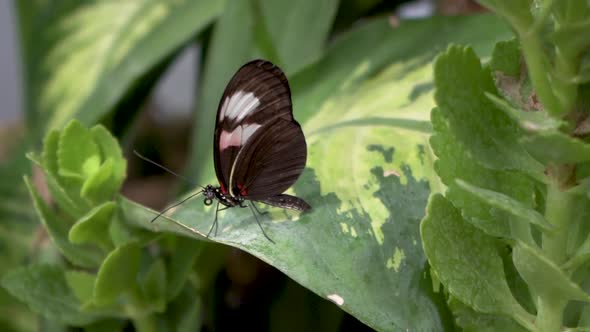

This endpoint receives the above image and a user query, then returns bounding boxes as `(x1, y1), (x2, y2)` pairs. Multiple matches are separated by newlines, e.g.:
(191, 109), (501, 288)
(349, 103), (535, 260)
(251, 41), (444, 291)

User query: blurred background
(0, 0), (484, 331)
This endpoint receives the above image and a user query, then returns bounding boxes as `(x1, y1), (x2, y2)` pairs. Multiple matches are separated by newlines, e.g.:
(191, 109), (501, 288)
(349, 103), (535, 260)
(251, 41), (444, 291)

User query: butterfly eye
(204, 198), (213, 206)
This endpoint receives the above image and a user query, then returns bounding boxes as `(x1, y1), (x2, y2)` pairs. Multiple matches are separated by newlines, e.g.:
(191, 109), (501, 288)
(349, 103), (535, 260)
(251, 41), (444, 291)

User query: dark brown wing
(213, 60), (293, 191)
(228, 117), (307, 200)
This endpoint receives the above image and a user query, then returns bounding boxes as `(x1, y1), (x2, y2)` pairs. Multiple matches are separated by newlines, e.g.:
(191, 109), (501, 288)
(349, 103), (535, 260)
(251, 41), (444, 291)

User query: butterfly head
(203, 185), (216, 206)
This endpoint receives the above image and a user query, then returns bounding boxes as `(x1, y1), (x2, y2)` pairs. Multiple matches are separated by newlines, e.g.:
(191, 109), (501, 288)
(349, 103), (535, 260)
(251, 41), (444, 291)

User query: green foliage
(8, 0), (590, 331)
(120, 14), (512, 332)
(18, 0), (224, 135)
(423, 1), (590, 331)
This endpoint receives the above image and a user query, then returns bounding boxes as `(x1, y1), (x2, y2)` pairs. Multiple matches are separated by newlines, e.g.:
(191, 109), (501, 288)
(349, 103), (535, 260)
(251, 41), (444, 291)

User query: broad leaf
(17, 0), (224, 134)
(258, 0), (339, 74)
(126, 14), (514, 331)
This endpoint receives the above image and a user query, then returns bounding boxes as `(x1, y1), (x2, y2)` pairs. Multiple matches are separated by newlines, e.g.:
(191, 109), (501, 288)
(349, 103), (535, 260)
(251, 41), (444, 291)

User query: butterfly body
(203, 184), (246, 208)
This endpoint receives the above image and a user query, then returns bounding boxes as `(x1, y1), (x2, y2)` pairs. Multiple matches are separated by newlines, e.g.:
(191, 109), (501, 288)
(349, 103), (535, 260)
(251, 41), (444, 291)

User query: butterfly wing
(214, 60), (293, 192)
(229, 117), (307, 202)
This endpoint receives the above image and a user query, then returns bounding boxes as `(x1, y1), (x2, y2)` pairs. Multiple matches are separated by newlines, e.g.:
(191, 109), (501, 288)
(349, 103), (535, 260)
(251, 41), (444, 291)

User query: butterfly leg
(208, 202), (231, 237)
(250, 202), (269, 216)
(248, 203), (275, 244)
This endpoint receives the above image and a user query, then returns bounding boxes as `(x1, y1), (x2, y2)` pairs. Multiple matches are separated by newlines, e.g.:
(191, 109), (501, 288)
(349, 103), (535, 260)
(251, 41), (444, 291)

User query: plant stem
(542, 181), (575, 265)
(536, 297), (566, 332)
(535, 172), (575, 331)
(519, 34), (563, 117)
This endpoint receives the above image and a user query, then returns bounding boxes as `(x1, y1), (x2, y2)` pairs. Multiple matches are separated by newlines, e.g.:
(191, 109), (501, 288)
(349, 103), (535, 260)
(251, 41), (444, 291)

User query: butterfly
(137, 60), (310, 243)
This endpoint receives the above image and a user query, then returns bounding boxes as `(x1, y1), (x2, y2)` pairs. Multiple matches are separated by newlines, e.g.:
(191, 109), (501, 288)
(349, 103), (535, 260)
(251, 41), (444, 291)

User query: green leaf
(108, 214), (157, 248)
(80, 158), (114, 202)
(430, 108), (536, 239)
(20, 1), (225, 132)
(1, 264), (102, 326)
(421, 195), (533, 330)
(40, 128), (91, 215)
(69, 201), (116, 251)
(449, 297), (528, 332)
(476, 0), (533, 32)
(132, 14), (514, 332)
(163, 285), (203, 332)
(140, 259), (166, 312)
(57, 120), (100, 180)
(455, 179), (552, 231)
(434, 45), (544, 176)
(520, 130), (590, 164)
(513, 241), (590, 303)
(42, 130), (61, 177)
(65, 270), (96, 305)
(489, 39), (521, 77)
(485, 93), (563, 132)
(258, 0), (339, 74)
(93, 242), (141, 306)
(24, 176), (103, 268)
(165, 237), (200, 301)
(0, 142), (42, 332)
(90, 125), (127, 198)
(29, 152), (86, 218)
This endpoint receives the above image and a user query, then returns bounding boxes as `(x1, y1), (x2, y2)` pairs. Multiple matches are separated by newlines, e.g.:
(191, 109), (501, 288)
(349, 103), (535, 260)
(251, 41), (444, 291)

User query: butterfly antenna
(150, 190), (203, 223)
(248, 203), (275, 244)
(133, 150), (205, 189)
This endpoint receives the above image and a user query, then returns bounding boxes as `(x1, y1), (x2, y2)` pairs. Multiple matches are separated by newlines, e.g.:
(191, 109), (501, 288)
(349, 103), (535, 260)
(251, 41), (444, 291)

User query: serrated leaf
(90, 126), (126, 197)
(455, 179), (552, 231)
(24, 176), (103, 268)
(28, 152), (87, 218)
(489, 39), (521, 77)
(1, 264), (102, 326)
(42, 130), (60, 176)
(80, 158), (114, 202)
(421, 195), (533, 329)
(434, 45), (543, 176)
(486, 93), (563, 132)
(40, 128), (91, 214)
(521, 130), (590, 164)
(140, 259), (166, 312)
(513, 241), (590, 302)
(57, 120), (100, 180)
(65, 270), (96, 305)
(430, 108), (536, 239)
(69, 201), (115, 251)
(93, 242), (141, 306)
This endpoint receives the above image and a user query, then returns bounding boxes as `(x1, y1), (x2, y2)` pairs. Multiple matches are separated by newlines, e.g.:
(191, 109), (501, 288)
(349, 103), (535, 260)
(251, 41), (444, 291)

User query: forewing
(229, 118), (307, 200)
(213, 60), (293, 190)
